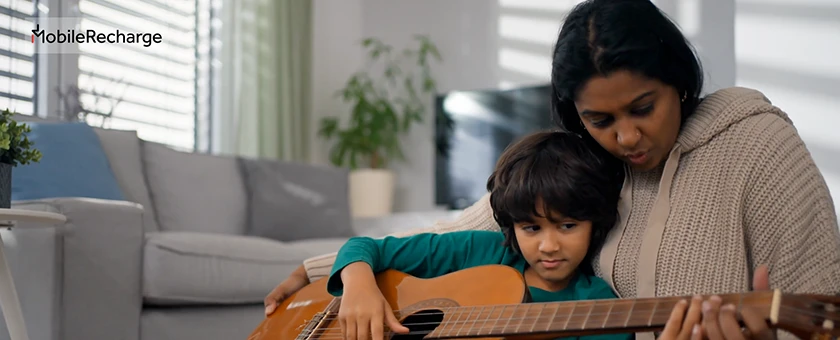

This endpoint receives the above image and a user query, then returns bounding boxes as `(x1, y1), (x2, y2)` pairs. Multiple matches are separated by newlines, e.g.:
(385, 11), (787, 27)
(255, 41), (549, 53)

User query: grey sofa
(2, 118), (461, 340)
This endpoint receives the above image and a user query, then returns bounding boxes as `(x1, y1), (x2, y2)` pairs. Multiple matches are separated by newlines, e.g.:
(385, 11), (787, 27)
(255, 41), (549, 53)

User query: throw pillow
(238, 158), (354, 242)
(12, 122), (125, 201)
(142, 141), (248, 234)
(93, 128), (160, 233)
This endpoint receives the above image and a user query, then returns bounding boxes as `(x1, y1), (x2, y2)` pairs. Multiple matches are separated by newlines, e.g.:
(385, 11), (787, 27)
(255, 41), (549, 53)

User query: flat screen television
(434, 84), (554, 210)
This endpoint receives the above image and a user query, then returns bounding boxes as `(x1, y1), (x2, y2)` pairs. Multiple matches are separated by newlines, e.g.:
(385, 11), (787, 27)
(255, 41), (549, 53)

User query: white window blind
(77, 0), (215, 151)
(0, 0), (36, 116)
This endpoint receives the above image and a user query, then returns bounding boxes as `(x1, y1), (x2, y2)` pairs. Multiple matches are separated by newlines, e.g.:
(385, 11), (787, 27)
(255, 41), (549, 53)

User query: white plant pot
(349, 168), (395, 218)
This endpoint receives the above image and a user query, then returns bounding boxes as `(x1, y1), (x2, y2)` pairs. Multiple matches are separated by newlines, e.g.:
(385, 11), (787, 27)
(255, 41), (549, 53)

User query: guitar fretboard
(426, 291), (776, 339)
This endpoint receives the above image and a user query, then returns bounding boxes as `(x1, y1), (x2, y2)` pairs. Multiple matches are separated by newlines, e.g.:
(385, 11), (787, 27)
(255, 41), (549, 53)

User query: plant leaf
(318, 117), (338, 138)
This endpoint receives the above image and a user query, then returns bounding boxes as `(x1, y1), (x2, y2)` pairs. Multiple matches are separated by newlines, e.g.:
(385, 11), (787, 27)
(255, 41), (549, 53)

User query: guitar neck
(426, 291), (778, 339)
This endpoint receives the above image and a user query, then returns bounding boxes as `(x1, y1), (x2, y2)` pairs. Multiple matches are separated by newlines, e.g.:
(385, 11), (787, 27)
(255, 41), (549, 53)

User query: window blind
(77, 0), (213, 151)
(0, 0), (37, 116)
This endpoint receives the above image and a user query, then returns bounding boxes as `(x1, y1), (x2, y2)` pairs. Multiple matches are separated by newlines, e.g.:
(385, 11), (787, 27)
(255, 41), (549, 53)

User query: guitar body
(246, 265), (528, 340)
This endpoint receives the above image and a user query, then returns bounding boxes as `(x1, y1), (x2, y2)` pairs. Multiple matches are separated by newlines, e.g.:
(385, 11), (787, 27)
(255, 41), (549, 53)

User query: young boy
(326, 131), (628, 340)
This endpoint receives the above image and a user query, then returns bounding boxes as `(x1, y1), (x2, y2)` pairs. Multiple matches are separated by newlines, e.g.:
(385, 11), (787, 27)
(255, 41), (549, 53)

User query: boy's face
(513, 202), (592, 292)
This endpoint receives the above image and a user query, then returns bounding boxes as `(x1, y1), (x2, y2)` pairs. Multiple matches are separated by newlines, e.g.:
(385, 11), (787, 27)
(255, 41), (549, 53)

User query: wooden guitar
(246, 265), (840, 340)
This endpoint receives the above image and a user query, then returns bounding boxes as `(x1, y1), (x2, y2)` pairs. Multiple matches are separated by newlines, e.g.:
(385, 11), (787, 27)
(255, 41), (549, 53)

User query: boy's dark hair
(486, 130), (622, 275)
(551, 0), (704, 140)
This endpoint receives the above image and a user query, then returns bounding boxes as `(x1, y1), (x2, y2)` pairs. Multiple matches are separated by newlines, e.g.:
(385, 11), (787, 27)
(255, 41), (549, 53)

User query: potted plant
(0, 109), (43, 208)
(318, 35), (442, 217)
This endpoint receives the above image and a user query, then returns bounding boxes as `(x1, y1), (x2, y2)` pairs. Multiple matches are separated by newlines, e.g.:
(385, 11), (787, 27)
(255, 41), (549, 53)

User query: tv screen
(434, 84), (554, 210)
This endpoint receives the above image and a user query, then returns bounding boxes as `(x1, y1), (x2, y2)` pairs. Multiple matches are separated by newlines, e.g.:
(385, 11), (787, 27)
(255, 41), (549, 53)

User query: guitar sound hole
(391, 309), (444, 340)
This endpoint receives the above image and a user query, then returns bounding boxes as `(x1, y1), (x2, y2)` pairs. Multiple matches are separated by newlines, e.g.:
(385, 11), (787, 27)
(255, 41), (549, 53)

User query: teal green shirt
(328, 230), (632, 340)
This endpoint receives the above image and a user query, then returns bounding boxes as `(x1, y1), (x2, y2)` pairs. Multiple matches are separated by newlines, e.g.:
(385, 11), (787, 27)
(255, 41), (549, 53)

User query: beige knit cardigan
(303, 87), (840, 334)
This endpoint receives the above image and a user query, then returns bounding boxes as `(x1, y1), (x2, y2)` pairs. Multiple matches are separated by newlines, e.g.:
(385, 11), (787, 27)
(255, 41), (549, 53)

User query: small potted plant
(318, 35), (443, 217)
(0, 109), (42, 208)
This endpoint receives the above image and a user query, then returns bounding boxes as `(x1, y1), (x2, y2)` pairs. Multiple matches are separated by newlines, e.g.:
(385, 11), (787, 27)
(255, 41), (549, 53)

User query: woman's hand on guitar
(659, 295), (704, 340)
(339, 262), (410, 340)
(696, 264), (776, 340)
(264, 264), (310, 316)
(697, 295), (776, 340)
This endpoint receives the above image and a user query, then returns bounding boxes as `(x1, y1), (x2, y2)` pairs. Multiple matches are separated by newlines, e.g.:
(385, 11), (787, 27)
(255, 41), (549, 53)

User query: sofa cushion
(12, 122), (125, 201)
(142, 141), (247, 234)
(143, 231), (348, 305)
(93, 128), (160, 232)
(239, 157), (354, 241)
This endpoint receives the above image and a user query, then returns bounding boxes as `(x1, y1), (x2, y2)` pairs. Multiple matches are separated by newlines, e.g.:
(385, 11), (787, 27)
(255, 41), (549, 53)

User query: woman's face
(574, 70), (682, 171)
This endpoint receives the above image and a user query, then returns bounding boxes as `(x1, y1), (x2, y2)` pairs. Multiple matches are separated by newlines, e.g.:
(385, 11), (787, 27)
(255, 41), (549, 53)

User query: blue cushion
(12, 122), (125, 201)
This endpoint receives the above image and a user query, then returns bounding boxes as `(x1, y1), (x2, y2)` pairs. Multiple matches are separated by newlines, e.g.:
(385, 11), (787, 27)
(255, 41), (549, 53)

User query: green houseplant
(318, 35), (442, 217)
(0, 109), (43, 208)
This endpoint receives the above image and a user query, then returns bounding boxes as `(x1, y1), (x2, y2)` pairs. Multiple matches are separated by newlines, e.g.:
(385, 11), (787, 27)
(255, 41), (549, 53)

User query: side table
(0, 209), (67, 340)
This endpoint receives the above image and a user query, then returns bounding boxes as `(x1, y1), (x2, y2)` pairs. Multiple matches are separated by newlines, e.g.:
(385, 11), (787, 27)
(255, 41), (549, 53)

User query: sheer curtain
(217, 0), (311, 161)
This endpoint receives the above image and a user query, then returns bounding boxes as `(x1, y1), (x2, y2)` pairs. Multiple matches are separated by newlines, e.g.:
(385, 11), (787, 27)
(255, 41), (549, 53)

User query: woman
(266, 0), (840, 338)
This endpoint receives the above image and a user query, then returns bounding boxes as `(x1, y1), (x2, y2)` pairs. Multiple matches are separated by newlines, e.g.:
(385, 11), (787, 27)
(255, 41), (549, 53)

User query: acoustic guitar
(246, 265), (840, 340)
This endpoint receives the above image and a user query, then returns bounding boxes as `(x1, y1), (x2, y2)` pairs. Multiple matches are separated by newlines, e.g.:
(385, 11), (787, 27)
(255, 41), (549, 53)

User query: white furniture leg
(0, 232), (29, 340)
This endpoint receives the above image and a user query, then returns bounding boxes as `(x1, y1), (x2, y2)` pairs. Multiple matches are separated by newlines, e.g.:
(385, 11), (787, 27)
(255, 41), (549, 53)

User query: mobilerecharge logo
(30, 24), (163, 47)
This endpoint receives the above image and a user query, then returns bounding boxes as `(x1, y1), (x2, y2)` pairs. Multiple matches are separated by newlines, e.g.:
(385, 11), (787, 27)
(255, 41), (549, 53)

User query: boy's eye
(522, 225), (541, 232)
(560, 223), (576, 230)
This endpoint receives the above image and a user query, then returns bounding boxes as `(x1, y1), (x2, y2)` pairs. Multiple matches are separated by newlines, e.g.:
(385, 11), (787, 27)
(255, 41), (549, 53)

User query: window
(0, 0), (37, 116)
(75, 0), (217, 151)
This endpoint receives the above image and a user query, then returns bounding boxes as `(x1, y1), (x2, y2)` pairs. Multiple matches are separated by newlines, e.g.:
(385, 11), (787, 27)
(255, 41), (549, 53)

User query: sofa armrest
(14, 198), (145, 340)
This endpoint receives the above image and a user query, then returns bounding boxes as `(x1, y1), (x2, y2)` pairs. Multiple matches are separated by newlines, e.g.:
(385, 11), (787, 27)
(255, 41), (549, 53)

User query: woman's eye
(590, 116), (612, 127)
(631, 104), (654, 115)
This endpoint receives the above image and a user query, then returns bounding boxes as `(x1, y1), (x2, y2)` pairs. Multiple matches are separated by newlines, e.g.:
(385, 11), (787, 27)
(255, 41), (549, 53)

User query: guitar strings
(306, 309), (814, 339)
(311, 295), (838, 317)
(308, 308), (680, 339)
(313, 299), (840, 327)
(307, 309), (838, 339)
(307, 303), (840, 328)
(311, 305), (840, 329)
(779, 305), (840, 322)
(299, 303), (840, 338)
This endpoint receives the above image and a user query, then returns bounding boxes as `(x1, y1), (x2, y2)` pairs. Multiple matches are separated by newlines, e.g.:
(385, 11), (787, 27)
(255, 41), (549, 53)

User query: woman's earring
(681, 92), (687, 103)
(579, 120), (586, 130)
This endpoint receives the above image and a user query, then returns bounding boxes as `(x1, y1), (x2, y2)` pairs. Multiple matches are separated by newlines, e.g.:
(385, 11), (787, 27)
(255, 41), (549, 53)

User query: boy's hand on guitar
(659, 295), (704, 340)
(264, 264), (310, 316)
(339, 262), (410, 340)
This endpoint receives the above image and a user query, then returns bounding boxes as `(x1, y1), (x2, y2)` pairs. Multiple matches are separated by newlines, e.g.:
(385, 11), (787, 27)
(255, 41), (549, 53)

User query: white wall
(309, 0), (739, 213)
(309, 0), (365, 167)
(734, 0), (840, 215)
(654, 0), (737, 94)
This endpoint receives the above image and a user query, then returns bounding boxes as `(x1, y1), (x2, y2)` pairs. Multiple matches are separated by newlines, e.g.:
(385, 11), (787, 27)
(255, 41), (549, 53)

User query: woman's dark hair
(551, 0), (704, 136)
(486, 131), (622, 276)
